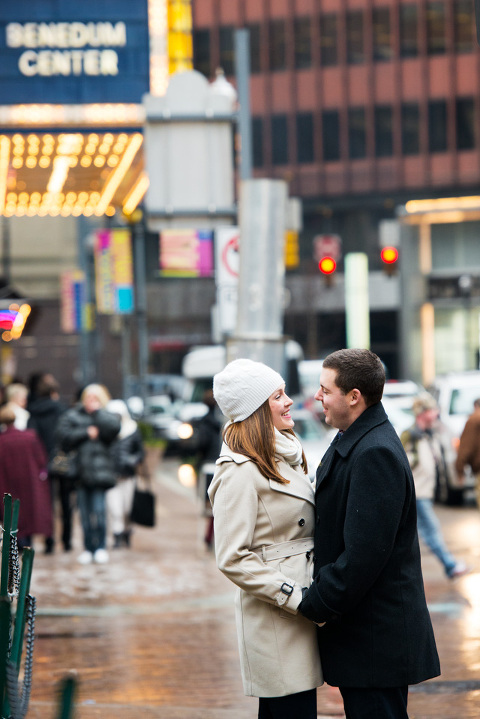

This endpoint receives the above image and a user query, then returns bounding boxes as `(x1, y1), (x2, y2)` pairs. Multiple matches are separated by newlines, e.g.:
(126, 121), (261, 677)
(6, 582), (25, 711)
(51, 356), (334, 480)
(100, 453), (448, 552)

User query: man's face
(315, 367), (354, 431)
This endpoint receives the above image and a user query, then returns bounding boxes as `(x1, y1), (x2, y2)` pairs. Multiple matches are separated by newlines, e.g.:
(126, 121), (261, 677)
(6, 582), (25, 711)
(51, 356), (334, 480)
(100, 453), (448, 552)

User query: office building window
(193, 29), (211, 77)
(401, 103), (420, 155)
(296, 113), (314, 163)
(400, 5), (419, 58)
(427, 2), (446, 55)
(428, 100), (447, 152)
(272, 115), (289, 164)
(269, 20), (287, 71)
(347, 11), (365, 64)
(252, 117), (264, 168)
(348, 108), (367, 158)
(294, 17), (312, 69)
(219, 26), (235, 75)
(323, 110), (340, 161)
(373, 8), (392, 62)
(320, 14), (338, 66)
(375, 106), (393, 157)
(246, 24), (261, 73)
(454, 0), (474, 53)
(456, 98), (475, 150)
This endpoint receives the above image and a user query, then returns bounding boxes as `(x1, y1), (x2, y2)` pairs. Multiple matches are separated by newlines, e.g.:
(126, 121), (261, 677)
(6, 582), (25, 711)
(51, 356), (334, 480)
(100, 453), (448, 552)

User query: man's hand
(87, 425), (99, 440)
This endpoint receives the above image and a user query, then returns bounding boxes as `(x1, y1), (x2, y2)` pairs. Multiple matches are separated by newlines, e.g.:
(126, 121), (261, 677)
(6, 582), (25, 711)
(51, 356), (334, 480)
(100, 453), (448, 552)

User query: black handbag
(48, 449), (77, 479)
(130, 481), (156, 527)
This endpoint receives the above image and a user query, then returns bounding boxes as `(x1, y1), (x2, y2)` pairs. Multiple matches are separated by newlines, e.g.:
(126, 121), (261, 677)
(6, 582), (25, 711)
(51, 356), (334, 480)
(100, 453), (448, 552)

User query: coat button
(298, 518), (305, 526)
(306, 551), (311, 560)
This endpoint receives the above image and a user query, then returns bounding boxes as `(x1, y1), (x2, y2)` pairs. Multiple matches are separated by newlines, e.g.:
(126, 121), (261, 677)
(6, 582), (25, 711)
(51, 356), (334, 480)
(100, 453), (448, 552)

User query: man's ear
(349, 389), (362, 406)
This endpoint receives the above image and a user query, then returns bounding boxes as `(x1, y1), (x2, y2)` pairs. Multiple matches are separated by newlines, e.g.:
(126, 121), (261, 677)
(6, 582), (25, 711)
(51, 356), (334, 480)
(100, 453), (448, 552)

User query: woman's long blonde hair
(224, 400), (307, 484)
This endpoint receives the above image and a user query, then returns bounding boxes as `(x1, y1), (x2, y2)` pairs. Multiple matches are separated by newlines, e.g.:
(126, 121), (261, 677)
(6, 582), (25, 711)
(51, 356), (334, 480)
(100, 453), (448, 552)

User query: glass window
(400, 5), (419, 57)
(375, 106), (393, 157)
(432, 221), (480, 269)
(193, 29), (211, 77)
(320, 14), (338, 66)
(456, 98), (475, 150)
(252, 117), (264, 168)
(347, 11), (365, 64)
(401, 103), (420, 155)
(272, 115), (289, 165)
(373, 8), (392, 62)
(348, 108), (366, 158)
(296, 113), (314, 163)
(246, 23), (261, 74)
(323, 110), (340, 161)
(454, 0), (474, 53)
(427, 2), (446, 55)
(219, 26), (235, 76)
(428, 100), (448, 152)
(269, 20), (287, 71)
(294, 17), (312, 69)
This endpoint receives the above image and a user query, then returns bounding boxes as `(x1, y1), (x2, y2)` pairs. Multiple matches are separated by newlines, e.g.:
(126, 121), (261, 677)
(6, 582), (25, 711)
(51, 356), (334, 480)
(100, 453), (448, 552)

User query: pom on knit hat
(213, 359), (284, 423)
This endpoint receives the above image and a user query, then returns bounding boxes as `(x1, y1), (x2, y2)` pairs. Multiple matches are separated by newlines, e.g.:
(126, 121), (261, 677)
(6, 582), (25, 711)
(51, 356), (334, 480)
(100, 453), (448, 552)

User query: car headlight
(177, 423), (194, 440)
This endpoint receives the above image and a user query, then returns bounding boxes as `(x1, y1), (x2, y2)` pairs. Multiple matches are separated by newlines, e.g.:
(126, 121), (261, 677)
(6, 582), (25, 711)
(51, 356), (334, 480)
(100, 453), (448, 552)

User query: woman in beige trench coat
(209, 359), (323, 719)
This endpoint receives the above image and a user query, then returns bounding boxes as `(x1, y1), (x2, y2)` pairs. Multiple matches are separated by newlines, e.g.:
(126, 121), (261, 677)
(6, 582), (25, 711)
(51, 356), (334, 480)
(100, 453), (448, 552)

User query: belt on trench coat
(252, 536), (314, 562)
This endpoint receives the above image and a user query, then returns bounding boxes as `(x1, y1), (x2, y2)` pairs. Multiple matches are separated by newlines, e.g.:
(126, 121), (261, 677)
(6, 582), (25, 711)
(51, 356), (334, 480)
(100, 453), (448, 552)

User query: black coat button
(298, 518), (305, 526)
(306, 551), (311, 560)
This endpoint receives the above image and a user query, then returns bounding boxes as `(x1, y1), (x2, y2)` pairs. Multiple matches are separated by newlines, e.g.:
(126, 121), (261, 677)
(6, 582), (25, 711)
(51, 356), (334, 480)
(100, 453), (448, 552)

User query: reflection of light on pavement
(178, 463), (197, 488)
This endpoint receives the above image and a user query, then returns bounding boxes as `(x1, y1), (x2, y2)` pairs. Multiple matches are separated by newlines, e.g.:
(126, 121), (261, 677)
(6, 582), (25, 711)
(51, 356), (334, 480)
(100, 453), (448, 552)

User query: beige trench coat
(208, 443), (323, 698)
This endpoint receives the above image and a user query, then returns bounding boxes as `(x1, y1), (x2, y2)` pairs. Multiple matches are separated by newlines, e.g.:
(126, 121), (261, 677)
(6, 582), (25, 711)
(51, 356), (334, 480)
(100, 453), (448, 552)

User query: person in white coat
(209, 358), (323, 719)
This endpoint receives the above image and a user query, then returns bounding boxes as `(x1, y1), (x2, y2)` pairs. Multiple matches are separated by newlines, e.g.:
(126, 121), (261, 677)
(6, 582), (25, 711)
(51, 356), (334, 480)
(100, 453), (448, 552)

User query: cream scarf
(274, 428), (304, 467)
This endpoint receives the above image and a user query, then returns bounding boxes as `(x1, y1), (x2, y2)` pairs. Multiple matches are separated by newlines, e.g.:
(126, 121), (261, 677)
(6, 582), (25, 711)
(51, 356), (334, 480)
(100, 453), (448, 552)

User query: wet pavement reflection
(24, 459), (480, 718)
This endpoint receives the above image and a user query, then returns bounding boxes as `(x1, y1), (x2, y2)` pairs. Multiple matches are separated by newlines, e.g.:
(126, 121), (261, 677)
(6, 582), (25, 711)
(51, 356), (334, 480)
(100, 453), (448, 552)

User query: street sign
(313, 234), (342, 262)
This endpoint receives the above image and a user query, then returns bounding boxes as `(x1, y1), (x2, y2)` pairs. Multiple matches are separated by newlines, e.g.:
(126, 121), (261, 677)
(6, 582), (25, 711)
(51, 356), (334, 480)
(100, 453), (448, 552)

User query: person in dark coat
(299, 348), (440, 719)
(55, 383), (120, 565)
(195, 389), (223, 549)
(0, 404), (53, 549)
(27, 373), (70, 553)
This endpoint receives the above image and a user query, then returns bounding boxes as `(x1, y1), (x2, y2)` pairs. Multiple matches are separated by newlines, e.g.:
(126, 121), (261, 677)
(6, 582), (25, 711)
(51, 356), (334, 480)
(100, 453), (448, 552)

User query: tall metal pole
(132, 214), (148, 404)
(235, 29), (253, 181)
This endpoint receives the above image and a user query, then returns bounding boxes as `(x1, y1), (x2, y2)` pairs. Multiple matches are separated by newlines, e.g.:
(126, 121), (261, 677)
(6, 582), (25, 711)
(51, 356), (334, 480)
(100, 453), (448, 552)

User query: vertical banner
(60, 270), (86, 333)
(94, 229), (134, 314)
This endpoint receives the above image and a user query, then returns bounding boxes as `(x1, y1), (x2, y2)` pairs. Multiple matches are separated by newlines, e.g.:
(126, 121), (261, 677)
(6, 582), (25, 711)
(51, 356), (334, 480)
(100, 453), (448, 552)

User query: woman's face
(83, 392), (102, 414)
(268, 385), (294, 432)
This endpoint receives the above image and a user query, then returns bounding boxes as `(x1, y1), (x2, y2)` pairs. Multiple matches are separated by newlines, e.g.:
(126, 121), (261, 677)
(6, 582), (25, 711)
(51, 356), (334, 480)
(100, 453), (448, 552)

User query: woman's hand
(87, 425), (99, 440)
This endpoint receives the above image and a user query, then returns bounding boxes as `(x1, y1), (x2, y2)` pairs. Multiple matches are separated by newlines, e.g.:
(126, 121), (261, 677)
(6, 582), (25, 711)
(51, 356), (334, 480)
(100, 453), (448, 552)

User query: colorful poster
(94, 229), (134, 314)
(159, 229), (214, 277)
(60, 270), (85, 332)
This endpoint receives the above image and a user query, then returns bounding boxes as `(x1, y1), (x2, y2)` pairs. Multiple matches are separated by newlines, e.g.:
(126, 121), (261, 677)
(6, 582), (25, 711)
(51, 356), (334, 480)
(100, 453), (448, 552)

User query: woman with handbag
(55, 384), (120, 565)
(208, 359), (323, 719)
(106, 399), (145, 548)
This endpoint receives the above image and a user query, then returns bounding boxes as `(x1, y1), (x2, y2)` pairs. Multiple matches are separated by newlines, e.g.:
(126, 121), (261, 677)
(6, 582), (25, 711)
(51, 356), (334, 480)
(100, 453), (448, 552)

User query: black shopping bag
(130, 483), (156, 527)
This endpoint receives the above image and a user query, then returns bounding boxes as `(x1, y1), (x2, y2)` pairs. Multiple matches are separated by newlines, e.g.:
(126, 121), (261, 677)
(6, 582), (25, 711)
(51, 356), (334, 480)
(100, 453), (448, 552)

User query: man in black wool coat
(299, 348), (440, 719)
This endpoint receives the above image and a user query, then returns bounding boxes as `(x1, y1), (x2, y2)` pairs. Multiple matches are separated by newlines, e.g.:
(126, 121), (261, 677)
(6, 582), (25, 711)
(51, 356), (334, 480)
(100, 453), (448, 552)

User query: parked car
(382, 379), (424, 411)
(381, 397), (414, 437)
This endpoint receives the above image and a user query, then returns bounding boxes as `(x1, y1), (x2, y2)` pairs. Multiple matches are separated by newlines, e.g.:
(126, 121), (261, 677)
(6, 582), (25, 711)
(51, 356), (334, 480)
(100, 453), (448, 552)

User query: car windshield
(449, 387), (480, 415)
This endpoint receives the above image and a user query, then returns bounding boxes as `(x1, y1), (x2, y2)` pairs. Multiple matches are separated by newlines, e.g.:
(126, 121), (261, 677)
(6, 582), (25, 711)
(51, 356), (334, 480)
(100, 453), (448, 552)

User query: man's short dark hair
(323, 349), (385, 407)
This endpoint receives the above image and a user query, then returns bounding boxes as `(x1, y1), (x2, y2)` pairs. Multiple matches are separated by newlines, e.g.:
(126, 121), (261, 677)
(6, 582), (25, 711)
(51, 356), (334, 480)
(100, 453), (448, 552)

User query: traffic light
(318, 256), (337, 285)
(380, 246), (399, 276)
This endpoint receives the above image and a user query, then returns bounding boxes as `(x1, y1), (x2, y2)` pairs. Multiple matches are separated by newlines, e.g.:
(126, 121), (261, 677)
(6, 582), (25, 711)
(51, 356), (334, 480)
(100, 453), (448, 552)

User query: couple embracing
(208, 348), (440, 719)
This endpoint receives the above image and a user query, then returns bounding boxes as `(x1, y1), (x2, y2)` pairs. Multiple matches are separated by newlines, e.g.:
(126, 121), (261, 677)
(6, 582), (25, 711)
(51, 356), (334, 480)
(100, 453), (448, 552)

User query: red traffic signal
(318, 256), (337, 275)
(380, 246), (399, 265)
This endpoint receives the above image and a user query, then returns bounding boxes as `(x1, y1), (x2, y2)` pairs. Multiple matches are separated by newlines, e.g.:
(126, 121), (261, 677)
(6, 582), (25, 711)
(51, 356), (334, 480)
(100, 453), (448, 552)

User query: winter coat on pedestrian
(300, 402), (440, 688)
(0, 425), (53, 539)
(455, 408), (480, 475)
(55, 404), (120, 490)
(27, 396), (66, 462)
(208, 442), (323, 698)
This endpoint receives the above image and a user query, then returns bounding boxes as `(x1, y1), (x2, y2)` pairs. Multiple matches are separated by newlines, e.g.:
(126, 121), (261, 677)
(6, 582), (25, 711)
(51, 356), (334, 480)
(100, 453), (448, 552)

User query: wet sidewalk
(23, 458), (480, 718)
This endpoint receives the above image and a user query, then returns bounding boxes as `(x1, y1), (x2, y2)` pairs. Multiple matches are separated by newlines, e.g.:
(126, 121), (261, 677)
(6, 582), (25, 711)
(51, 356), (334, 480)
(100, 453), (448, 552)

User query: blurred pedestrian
(0, 404), (53, 550)
(401, 393), (469, 580)
(28, 373), (70, 553)
(455, 397), (480, 508)
(299, 350), (440, 719)
(5, 382), (30, 429)
(55, 383), (120, 565)
(209, 359), (323, 718)
(106, 399), (144, 549)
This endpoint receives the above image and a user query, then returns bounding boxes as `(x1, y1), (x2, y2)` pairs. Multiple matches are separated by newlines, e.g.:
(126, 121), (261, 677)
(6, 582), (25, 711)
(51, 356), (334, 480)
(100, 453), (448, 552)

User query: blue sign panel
(0, 0), (150, 104)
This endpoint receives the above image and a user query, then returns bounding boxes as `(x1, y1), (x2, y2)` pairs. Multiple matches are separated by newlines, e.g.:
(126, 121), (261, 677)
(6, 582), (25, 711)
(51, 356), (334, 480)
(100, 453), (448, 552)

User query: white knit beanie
(213, 358), (284, 423)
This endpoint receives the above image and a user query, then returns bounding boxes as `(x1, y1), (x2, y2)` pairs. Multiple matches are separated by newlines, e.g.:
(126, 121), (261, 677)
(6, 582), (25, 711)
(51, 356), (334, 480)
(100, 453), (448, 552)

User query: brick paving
(21, 458), (480, 718)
